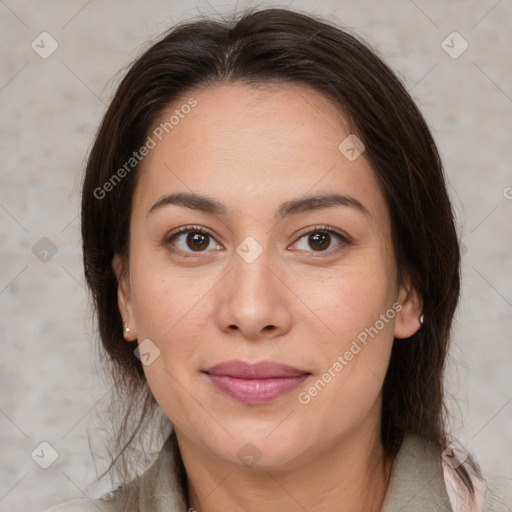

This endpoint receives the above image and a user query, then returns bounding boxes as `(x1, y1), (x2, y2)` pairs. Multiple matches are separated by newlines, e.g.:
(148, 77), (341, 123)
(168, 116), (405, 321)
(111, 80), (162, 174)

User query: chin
(205, 422), (314, 471)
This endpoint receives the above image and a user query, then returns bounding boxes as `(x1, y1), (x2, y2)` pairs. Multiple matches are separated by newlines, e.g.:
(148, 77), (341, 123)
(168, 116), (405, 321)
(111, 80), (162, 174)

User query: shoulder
(381, 435), (512, 512)
(37, 433), (185, 512)
(37, 497), (116, 512)
(483, 476), (512, 511)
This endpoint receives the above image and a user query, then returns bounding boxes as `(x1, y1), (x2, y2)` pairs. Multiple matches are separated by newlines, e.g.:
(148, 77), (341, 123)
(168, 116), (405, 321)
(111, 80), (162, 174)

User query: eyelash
(164, 224), (351, 258)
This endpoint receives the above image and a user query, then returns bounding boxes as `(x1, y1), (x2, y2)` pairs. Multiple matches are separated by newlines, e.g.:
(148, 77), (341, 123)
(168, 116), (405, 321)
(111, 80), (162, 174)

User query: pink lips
(202, 360), (311, 404)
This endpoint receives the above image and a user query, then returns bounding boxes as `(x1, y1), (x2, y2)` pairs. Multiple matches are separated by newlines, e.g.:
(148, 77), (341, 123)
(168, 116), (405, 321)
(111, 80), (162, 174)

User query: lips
(202, 360), (311, 404)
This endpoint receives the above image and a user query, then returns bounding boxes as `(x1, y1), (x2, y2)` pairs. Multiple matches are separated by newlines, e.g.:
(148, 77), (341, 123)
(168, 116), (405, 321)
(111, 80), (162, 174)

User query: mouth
(202, 360), (311, 404)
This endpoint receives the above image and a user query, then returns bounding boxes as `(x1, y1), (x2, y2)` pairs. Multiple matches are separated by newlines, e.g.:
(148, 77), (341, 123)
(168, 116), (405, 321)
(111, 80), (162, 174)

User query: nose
(215, 244), (293, 341)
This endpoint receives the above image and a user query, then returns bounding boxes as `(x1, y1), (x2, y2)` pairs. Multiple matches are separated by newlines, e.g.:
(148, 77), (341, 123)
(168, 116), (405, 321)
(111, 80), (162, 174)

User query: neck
(176, 426), (394, 512)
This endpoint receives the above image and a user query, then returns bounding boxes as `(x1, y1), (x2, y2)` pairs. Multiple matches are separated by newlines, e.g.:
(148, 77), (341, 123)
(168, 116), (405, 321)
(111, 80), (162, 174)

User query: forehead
(132, 82), (388, 226)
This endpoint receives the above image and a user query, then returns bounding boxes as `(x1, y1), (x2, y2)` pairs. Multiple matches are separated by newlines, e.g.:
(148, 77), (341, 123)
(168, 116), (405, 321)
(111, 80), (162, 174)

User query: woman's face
(114, 83), (421, 469)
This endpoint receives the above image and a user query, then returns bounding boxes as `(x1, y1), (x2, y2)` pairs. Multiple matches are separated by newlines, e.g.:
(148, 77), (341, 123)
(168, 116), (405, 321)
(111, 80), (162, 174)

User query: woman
(41, 7), (511, 512)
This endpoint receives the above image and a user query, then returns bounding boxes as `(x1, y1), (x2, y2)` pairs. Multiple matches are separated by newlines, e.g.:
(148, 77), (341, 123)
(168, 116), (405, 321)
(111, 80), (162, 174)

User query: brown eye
(186, 231), (210, 251)
(166, 226), (222, 255)
(291, 226), (349, 254)
(307, 231), (331, 251)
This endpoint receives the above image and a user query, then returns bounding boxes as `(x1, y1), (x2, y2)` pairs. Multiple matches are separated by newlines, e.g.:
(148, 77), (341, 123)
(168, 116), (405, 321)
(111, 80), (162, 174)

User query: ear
(394, 272), (423, 339)
(112, 253), (137, 341)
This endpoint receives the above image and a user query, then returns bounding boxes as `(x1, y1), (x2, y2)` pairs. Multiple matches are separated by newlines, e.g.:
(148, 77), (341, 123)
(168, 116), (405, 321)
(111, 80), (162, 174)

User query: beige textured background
(1, 0), (511, 510)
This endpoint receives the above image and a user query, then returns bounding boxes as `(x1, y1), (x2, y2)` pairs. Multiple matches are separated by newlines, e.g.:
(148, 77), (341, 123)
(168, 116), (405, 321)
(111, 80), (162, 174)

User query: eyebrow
(147, 192), (370, 220)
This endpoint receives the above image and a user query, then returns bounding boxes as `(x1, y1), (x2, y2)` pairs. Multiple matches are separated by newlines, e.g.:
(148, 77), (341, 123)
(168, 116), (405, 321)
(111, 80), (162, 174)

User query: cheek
(129, 241), (204, 335)
(129, 264), (212, 427)
(292, 256), (397, 346)
(293, 255), (397, 408)
(128, 250), (227, 383)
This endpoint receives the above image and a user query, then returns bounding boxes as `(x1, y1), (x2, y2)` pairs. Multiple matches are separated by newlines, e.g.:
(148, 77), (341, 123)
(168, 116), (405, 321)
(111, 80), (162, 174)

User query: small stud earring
(123, 322), (130, 334)
(419, 313), (424, 326)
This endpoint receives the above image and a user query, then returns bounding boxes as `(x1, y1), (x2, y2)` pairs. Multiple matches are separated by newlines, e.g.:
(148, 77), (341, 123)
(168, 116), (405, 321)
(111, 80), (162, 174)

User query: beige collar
(380, 435), (454, 511)
(104, 432), (459, 511)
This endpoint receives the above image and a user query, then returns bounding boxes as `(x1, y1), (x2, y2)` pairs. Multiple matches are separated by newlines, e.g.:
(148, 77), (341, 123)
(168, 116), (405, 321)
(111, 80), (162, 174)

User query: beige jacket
(40, 433), (512, 511)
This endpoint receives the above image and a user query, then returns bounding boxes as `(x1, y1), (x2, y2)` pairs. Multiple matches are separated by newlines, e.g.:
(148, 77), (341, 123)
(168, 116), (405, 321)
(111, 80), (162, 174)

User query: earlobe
(112, 253), (136, 341)
(393, 275), (423, 339)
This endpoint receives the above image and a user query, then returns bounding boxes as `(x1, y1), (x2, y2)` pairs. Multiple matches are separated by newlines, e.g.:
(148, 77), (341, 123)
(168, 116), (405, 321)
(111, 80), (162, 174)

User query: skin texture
(113, 82), (423, 512)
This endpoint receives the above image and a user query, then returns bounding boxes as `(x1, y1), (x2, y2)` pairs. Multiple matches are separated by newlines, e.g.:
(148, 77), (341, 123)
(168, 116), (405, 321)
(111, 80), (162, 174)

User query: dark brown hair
(82, 7), (478, 495)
